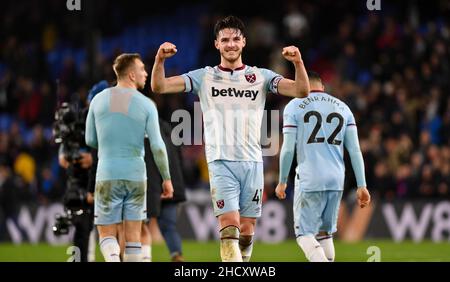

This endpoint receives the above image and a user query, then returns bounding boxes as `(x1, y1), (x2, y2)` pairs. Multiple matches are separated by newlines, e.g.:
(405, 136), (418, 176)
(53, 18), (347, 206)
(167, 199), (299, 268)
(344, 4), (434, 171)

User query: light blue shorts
(293, 177), (343, 237)
(208, 160), (263, 218)
(94, 180), (147, 225)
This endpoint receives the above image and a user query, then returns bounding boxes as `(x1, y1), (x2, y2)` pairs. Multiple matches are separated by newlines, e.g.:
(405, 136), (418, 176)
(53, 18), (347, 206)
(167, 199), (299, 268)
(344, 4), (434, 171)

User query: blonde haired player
(86, 53), (173, 262)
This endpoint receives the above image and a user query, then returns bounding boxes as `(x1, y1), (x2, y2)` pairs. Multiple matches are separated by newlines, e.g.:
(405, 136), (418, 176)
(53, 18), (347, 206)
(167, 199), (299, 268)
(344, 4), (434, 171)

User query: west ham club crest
(245, 73), (256, 83)
(216, 199), (225, 209)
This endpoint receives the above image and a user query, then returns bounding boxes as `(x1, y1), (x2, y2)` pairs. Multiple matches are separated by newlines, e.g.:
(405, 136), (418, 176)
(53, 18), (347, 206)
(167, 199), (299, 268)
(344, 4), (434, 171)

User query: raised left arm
(277, 46), (310, 98)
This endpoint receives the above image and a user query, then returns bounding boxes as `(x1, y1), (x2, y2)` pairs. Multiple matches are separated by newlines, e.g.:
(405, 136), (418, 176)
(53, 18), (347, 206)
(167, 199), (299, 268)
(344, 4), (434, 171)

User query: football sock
(142, 244), (152, 262)
(99, 236), (121, 262)
(239, 234), (254, 262)
(316, 234), (335, 262)
(219, 225), (242, 262)
(123, 242), (142, 262)
(296, 235), (329, 262)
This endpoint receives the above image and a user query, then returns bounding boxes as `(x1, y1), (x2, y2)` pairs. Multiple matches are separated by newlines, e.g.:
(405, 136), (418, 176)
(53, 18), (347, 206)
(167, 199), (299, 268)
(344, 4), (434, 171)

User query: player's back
(284, 91), (355, 192)
(89, 86), (153, 181)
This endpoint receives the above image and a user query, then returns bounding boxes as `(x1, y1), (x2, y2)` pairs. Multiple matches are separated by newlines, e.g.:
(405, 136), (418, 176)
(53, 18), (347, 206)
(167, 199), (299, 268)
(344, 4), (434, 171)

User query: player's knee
(220, 225), (240, 240)
(97, 225), (117, 239)
(125, 229), (141, 242)
(240, 218), (256, 234)
(219, 212), (240, 229)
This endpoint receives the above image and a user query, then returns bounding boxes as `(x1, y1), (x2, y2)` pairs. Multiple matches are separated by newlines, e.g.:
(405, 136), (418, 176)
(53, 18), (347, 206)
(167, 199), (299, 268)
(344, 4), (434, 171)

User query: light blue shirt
(85, 86), (170, 181)
(282, 91), (366, 191)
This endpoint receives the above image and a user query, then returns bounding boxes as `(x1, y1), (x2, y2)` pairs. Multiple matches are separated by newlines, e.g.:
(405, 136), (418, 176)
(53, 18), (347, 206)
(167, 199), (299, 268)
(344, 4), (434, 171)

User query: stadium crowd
(0, 0), (449, 222)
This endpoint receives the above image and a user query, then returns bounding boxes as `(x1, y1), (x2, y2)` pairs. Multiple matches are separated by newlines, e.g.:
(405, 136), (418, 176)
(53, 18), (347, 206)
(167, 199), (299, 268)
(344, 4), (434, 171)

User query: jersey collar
(217, 65), (246, 72)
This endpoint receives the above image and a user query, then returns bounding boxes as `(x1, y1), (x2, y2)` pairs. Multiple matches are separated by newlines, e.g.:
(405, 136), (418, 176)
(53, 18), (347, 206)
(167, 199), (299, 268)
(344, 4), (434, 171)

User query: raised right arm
(151, 42), (186, 94)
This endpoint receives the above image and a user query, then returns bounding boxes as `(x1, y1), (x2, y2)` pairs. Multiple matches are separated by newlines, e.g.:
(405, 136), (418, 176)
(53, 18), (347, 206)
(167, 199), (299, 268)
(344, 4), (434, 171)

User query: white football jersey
(182, 65), (282, 163)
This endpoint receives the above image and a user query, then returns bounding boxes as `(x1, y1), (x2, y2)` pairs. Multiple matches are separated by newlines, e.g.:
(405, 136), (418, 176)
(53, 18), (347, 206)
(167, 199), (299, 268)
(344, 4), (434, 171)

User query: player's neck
(220, 58), (244, 71)
(310, 82), (324, 92)
(117, 80), (137, 89)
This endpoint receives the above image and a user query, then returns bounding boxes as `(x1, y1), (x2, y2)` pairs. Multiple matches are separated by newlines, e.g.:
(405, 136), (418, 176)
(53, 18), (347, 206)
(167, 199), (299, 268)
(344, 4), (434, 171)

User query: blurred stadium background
(0, 0), (449, 261)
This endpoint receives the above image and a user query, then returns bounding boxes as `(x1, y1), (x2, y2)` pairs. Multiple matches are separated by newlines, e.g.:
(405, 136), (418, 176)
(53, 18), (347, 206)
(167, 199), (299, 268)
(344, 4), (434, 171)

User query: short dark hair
(307, 71), (322, 83)
(113, 53), (142, 79)
(214, 15), (245, 38)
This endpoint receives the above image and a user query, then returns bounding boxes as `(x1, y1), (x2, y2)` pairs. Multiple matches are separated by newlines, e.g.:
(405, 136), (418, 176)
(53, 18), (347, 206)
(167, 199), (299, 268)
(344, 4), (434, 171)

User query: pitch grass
(1, 240), (450, 262)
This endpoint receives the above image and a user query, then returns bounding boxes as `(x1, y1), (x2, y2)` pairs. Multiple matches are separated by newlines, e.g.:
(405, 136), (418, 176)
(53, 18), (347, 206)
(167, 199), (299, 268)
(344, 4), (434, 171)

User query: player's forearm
(345, 127), (367, 187)
(292, 60), (309, 98)
(150, 141), (171, 181)
(151, 57), (167, 94)
(279, 133), (296, 183)
(348, 150), (367, 187)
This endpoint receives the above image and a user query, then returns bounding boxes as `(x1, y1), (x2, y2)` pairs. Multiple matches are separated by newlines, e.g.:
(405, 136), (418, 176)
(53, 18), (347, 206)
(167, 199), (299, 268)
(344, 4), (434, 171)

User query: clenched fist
(282, 46), (302, 64)
(156, 42), (178, 60)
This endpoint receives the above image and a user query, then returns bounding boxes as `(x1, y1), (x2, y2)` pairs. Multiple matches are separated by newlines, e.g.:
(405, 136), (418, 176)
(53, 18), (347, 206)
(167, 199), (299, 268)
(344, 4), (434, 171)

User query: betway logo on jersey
(211, 87), (258, 101)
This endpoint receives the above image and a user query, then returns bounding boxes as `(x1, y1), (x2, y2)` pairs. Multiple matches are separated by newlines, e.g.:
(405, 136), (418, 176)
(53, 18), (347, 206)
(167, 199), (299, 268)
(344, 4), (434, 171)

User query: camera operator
(55, 98), (95, 262)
